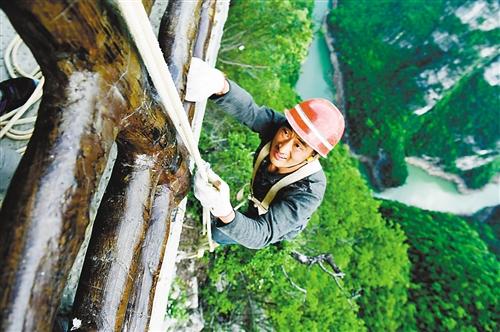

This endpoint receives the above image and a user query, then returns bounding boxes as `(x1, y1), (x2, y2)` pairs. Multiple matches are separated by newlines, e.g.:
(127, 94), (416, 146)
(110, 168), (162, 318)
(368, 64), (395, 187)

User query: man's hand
(194, 166), (234, 222)
(185, 57), (227, 102)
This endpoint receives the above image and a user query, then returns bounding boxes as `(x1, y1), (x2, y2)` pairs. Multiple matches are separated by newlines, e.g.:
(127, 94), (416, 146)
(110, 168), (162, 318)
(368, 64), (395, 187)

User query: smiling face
(269, 125), (315, 174)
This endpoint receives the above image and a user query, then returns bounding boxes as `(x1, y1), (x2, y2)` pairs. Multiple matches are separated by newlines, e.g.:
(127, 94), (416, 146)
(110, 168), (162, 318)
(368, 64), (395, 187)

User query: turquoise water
(295, 0), (500, 215)
(295, 0), (335, 102)
(376, 165), (499, 215)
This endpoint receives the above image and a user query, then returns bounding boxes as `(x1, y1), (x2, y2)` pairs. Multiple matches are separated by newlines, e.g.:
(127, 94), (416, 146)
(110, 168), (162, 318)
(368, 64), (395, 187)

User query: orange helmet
(285, 98), (345, 157)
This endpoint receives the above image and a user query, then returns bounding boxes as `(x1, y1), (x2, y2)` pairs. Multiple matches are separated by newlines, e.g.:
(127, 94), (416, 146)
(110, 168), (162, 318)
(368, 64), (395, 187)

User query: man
(185, 58), (344, 249)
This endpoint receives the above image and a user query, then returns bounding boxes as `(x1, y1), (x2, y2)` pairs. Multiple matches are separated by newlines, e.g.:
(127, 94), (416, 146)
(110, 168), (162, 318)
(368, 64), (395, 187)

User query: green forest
(172, 0), (499, 331)
(328, 0), (499, 188)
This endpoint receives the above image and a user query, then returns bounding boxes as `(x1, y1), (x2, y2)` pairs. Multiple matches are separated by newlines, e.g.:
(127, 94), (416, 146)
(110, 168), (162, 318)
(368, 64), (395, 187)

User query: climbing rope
(115, 0), (217, 251)
(1, 34), (44, 153)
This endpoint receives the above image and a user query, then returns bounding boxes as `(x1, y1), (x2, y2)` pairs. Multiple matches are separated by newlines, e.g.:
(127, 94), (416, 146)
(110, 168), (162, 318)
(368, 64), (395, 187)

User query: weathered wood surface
(71, 0), (224, 330)
(187, 0), (220, 122)
(122, 184), (175, 331)
(0, 0), (219, 330)
(123, 1), (223, 330)
(71, 147), (188, 331)
(159, 0), (203, 90)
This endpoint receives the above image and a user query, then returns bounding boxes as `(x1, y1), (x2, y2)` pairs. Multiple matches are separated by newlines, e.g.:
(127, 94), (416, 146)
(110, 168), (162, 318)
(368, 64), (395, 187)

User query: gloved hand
(194, 166), (233, 218)
(185, 57), (226, 102)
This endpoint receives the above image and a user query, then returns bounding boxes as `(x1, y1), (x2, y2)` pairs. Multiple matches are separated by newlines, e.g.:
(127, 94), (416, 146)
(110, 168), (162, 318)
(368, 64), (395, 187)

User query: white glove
(185, 57), (226, 102)
(194, 167), (233, 218)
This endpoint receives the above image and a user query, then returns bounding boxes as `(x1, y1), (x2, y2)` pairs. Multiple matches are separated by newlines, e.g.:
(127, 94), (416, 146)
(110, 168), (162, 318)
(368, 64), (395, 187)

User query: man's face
(269, 126), (315, 172)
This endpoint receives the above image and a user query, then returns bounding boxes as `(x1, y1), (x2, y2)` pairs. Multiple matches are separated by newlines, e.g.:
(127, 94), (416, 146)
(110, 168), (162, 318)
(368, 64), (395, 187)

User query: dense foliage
(380, 201), (499, 331)
(294, 147), (413, 332)
(468, 206), (500, 258)
(184, 1), (499, 331)
(409, 69), (500, 189)
(195, 0), (412, 330)
(328, 0), (499, 188)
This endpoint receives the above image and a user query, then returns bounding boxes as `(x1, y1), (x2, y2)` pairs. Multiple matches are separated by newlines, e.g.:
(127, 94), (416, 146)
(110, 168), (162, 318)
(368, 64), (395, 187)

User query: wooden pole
(0, 0), (187, 330)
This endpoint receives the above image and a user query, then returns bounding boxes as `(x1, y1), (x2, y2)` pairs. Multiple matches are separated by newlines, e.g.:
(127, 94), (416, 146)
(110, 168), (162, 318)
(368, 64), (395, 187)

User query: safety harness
(249, 142), (322, 215)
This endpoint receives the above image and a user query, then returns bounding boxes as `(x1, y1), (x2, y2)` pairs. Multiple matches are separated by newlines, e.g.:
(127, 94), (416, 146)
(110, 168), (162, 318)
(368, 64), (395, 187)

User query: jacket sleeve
(214, 181), (326, 249)
(211, 80), (286, 140)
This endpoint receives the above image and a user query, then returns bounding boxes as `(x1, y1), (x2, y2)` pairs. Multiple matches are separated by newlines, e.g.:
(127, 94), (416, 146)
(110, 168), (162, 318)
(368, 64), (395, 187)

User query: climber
(185, 58), (345, 249)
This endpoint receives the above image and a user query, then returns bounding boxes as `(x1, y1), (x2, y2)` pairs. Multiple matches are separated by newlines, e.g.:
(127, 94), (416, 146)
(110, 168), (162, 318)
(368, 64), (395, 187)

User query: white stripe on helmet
(294, 104), (334, 150)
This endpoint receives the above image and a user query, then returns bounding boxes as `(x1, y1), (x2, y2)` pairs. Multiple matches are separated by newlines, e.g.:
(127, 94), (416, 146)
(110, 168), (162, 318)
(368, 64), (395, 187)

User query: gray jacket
(211, 80), (326, 249)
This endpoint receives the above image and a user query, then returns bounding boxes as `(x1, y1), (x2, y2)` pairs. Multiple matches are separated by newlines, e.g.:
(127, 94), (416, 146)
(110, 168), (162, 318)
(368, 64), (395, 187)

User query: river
(295, 0), (500, 215)
(294, 0), (335, 101)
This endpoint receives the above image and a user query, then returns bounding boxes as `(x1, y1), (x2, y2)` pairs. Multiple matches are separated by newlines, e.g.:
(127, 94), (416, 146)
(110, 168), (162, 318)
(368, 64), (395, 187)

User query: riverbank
(322, 5), (388, 189)
(406, 156), (500, 194)
(321, 18), (345, 113)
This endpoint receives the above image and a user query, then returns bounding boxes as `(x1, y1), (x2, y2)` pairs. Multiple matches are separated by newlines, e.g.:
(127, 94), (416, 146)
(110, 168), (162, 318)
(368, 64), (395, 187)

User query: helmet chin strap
(280, 153), (318, 169)
(282, 160), (307, 169)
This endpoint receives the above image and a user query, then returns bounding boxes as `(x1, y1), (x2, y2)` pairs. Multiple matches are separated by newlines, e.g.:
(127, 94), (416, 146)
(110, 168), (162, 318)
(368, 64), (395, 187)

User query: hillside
(187, 1), (412, 330)
(380, 200), (499, 331)
(169, 1), (498, 330)
(328, 0), (499, 188)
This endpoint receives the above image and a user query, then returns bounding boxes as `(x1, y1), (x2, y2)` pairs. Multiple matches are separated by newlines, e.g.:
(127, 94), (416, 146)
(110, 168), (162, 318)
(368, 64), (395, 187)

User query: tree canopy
(328, 0), (499, 188)
(380, 200), (499, 331)
(196, 1), (412, 330)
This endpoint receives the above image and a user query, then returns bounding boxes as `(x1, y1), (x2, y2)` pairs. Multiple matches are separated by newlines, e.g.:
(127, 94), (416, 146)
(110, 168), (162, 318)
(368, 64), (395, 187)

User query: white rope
(0, 77), (44, 141)
(1, 34), (43, 154)
(4, 35), (19, 78)
(12, 37), (35, 78)
(115, 0), (217, 251)
(5, 132), (31, 141)
(0, 116), (36, 126)
(5, 127), (33, 135)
